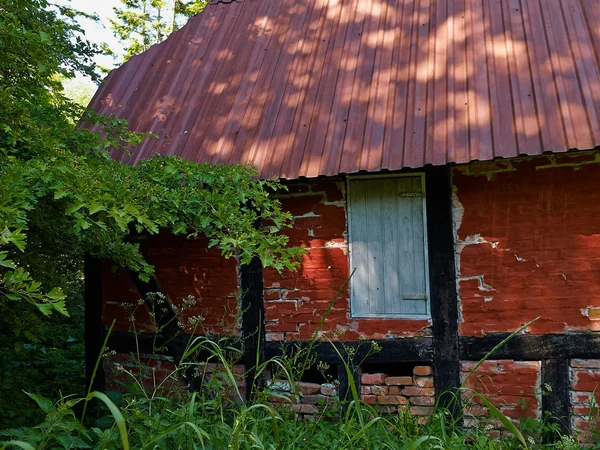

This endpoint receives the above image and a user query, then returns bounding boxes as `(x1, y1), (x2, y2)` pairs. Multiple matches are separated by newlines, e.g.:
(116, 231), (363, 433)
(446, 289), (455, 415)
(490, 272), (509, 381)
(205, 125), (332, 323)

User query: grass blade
(0, 442), (36, 450)
(86, 391), (129, 450)
(472, 391), (528, 448)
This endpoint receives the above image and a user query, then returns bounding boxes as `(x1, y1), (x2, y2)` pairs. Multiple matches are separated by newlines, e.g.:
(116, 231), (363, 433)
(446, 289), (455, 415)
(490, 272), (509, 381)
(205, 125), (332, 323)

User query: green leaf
(472, 391), (528, 448)
(0, 441), (36, 450)
(53, 188), (69, 199)
(173, 221), (186, 234)
(88, 201), (105, 214)
(65, 202), (85, 215)
(86, 391), (129, 450)
(24, 392), (53, 414)
(0, 252), (16, 269)
(36, 303), (54, 317)
(46, 287), (66, 301)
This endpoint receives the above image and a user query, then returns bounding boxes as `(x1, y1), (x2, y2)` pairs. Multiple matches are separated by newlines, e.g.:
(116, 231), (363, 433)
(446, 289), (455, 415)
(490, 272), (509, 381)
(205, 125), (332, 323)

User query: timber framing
(425, 166), (461, 411)
(107, 332), (600, 368)
(240, 256), (265, 400)
(84, 255), (104, 392)
(87, 168), (591, 440)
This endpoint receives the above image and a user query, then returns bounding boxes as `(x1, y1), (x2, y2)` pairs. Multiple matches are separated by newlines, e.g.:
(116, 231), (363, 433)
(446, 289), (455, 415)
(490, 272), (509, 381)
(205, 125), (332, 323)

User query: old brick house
(87, 0), (600, 436)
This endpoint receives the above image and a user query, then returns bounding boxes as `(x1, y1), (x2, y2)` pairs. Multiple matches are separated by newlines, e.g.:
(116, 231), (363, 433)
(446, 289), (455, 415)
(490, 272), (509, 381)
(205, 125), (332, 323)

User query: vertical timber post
(541, 358), (571, 439)
(425, 166), (460, 414)
(241, 256), (264, 401)
(84, 255), (105, 392)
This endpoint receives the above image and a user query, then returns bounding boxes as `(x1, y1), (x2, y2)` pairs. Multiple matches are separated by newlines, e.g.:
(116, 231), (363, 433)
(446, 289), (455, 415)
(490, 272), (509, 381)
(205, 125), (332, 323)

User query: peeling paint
(462, 233), (499, 249)
(293, 211), (319, 219)
(535, 152), (600, 171)
(514, 254), (528, 262)
(459, 275), (497, 292)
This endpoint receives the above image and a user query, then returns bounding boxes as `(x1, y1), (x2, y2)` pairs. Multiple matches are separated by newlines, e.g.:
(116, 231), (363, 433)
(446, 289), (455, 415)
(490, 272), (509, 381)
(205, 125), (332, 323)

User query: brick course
(359, 365), (435, 417)
(570, 359), (600, 445)
(267, 380), (339, 420)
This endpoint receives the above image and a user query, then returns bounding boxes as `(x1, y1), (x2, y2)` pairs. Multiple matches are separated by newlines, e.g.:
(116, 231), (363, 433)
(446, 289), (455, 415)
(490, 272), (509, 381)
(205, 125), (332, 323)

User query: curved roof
(89, 0), (600, 179)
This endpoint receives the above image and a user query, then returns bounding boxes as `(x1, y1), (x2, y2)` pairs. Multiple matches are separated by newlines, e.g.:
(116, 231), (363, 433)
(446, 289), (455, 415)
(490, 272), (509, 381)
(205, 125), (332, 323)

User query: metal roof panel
(88, 0), (600, 179)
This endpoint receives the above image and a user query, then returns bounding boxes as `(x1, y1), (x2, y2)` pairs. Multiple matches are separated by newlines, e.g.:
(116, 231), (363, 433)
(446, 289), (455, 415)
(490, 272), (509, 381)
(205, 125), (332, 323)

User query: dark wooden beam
(460, 334), (600, 360)
(265, 338), (433, 364)
(541, 358), (571, 439)
(241, 256), (265, 399)
(106, 332), (243, 361)
(84, 255), (105, 392)
(425, 165), (461, 411)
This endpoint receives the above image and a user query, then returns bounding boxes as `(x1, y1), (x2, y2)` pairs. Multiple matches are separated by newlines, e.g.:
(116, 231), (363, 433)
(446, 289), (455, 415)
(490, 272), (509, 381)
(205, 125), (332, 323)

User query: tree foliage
(0, 0), (301, 322)
(107, 0), (209, 61)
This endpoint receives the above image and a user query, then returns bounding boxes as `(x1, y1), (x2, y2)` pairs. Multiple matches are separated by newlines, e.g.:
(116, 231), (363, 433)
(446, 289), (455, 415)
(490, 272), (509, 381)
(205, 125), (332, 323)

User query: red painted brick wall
(104, 353), (185, 393)
(263, 179), (431, 342)
(102, 233), (240, 335)
(453, 152), (600, 336)
(104, 353), (246, 400)
(570, 359), (600, 445)
(461, 360), (541, 433)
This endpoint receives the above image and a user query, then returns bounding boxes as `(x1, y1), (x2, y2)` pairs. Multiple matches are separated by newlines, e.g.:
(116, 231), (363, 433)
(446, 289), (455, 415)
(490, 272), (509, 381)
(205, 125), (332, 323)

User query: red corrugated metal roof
(89, 0), (600, 179)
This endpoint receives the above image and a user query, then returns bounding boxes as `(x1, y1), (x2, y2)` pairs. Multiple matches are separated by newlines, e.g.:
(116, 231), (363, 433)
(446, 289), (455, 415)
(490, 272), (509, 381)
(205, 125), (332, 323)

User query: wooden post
(84, 255), (105, 392)
(241, 256), (264, 400)
(425, 166), (461, 414)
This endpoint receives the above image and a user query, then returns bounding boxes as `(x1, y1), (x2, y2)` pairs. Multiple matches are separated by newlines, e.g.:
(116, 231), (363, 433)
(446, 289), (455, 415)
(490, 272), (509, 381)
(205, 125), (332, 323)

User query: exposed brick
(361, 395), (377, 405)
(361, 373), (387, 385)
(295, 382), (322, 395)
(385, 376), (413, 386)
(321, 383), (337, 396)
(413, 366), (433, 376)
(572, 371), (600, 392)
(571, 359), (600, 369)
(410, 406), (434, 416)
(300, 395), (328, 405)
(376, 395), (408, 405)
(361, 385), (388, 395)
(292, 404), (317, 414)
(410, 396), (435, 406)
(402, 387), (435, 397)
(414, 376), (434, 388)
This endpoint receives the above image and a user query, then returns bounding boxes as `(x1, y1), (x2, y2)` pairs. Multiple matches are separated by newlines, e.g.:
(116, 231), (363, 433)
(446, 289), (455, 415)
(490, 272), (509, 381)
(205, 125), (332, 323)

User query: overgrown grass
(0, 293), (596, 449)
(0, 329), (595, 449)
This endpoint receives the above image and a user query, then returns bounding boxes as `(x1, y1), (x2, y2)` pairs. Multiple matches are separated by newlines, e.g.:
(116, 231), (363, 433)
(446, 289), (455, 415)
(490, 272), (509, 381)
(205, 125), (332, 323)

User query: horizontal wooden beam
(107, 332), (600, 365)
(265, 337), (434, 364)
(460, 333), (600, 360)
(106, 332), (243, 362)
